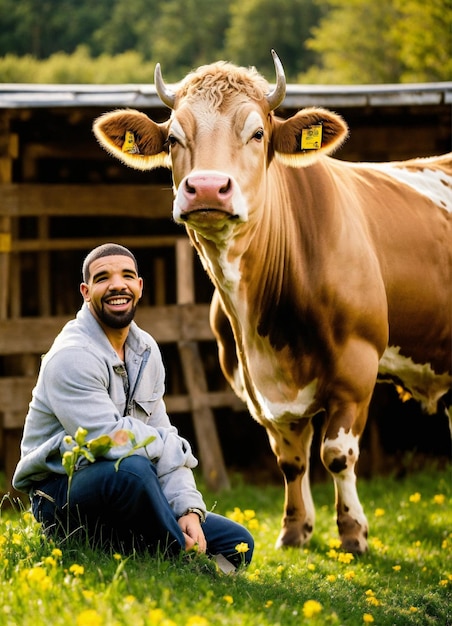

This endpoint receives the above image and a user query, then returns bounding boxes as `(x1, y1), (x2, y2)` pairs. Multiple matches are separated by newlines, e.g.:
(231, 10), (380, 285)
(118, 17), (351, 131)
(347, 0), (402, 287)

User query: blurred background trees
(0, 0), (450, 83)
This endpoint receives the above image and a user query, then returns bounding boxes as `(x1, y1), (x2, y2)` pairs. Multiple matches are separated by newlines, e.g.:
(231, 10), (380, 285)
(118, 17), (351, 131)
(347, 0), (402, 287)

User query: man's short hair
(82, 243), (139, 283)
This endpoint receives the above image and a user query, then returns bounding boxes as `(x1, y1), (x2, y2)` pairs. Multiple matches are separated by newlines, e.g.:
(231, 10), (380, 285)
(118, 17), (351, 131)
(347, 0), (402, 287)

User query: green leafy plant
(62, 427), (156, 501)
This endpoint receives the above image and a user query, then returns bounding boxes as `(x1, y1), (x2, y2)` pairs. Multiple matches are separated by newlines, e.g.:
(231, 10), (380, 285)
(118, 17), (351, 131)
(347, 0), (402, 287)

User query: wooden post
(0, 111), (24, 498)
(175, 239), (230, 491)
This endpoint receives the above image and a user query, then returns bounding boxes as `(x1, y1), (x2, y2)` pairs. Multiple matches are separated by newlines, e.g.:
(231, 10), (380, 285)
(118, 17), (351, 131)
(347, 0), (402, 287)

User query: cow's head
(93, 51), (348, 238)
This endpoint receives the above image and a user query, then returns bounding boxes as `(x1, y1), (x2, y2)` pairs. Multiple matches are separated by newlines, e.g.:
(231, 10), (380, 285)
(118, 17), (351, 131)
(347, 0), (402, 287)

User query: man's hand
(178, 513), (207, 553)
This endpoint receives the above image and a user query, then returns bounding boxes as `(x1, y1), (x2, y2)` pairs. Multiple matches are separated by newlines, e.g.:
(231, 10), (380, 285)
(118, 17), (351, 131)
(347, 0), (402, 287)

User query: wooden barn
(0, 81), (451, 496)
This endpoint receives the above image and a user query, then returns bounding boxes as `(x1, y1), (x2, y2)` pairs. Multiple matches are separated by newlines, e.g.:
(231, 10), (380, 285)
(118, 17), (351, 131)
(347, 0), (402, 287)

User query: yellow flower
(439, 579), (449, 587)
(343, 570), (355, 581)
(326, 574), (337, 582)
(302, 600), (322, 618)
(148, 609), (165, 624)
(409, 607), (418, 613)
(113, 553), (122, 561)
(76, 609), (103, 626)
(235, 542), (249, 553)
(247, 518), (260, 530)
(392, 565), (401, 572)
(363, 614), (374, 623)
(82, 590), (95, 600)
(43, 556), (57, 568)
(441, 539), (449, 550)
(69, 563), (84, 576)
(265, 600), (273, 608)
(338, 552), (354, 564)
(307, 563), (316, 571)
(51, 548), (63, 558)
(366, 596), (381, 607)
(243, 509), (256, 520)
(276, 565), (284, 575)
(328, 537), (342, 549)
(22, 567), (52, 591)
(223, 595), (233, 604)
(432, 494), (445, 505)
(327, 549), (338, 559)
(248, 569), (260, 581)
(22, 512), (34, 524)
(186, 617), (209, 626)
(12, 533), (22, 545)
(374, 508), (385, 517)
(124, 595), (136, 604)
(228, 507), (245, 524)
(409, 492), (421, 503)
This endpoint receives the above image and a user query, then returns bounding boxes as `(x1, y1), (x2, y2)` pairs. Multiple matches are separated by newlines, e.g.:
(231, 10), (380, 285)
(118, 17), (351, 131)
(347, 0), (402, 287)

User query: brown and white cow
(93, 52), (452, 554)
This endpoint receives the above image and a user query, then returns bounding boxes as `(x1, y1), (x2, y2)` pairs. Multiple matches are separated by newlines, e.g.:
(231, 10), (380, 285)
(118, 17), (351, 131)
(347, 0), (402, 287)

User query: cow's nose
(183, 172), (233, 207)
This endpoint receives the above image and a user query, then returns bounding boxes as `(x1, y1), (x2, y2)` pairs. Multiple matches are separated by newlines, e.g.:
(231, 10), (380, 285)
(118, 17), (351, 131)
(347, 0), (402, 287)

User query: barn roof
(0, 82), (451, 109)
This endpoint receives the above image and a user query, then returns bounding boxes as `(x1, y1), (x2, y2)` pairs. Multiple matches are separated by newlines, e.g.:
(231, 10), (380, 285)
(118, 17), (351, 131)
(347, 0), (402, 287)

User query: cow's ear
(272, 107), (348, 168)
(93, 109), (171, 170)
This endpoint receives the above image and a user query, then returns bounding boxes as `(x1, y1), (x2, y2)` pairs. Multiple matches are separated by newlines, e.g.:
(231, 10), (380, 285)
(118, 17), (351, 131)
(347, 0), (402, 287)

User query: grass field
(0, 464), (450, 625)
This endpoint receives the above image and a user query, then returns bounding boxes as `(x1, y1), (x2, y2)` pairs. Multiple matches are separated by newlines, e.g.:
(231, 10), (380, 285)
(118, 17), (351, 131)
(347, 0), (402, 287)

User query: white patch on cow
(240, 111), (264, 144)
(217, 247), (242, 292)
(366, 161), (452, 212)
(169, 118), (186, 145)
(378, 345), (451, 414)
(255, 379), (319, 422)
(324, 428), (366, 524)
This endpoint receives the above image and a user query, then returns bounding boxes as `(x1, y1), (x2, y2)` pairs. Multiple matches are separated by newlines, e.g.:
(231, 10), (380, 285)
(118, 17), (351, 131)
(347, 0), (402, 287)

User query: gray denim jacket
(13, 303), (206, 519)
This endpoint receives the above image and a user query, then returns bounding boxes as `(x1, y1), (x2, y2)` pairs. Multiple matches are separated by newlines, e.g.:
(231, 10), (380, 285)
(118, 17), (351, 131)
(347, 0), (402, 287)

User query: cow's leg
(321, 402), (369, 554)
(267, 419), (315, 548)
(320, 340), (380, 554)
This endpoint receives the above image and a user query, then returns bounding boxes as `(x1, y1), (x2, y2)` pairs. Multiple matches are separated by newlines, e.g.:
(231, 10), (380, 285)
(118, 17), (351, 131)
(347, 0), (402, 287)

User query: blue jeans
(31, 456), (254, 567)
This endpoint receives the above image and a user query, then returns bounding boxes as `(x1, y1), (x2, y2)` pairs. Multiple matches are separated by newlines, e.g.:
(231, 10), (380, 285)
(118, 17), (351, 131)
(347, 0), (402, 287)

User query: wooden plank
(0, 304), (214, 354)
(10, 235), (185, 253)
(176, 239), (195, 305)
(178, 340), (231, 491)
(0, 377), (242, 428)
(0, 184), (174, 218)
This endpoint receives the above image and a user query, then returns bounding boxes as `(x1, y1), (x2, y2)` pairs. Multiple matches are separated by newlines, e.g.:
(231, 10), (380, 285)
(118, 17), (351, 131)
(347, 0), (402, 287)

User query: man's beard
(93, 298), (137, 329)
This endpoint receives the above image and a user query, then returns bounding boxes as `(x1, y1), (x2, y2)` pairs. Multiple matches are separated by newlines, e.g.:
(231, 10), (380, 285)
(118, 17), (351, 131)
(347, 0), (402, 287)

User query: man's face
(80, 255), (143, 329)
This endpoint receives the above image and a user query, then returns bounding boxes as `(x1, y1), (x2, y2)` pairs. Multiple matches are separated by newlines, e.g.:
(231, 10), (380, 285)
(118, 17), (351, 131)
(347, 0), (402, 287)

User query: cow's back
(332, 155), (452, 405)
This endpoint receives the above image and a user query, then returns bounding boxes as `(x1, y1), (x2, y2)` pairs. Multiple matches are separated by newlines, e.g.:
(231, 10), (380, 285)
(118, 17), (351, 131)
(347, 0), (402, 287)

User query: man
(13, 243), (253, 567)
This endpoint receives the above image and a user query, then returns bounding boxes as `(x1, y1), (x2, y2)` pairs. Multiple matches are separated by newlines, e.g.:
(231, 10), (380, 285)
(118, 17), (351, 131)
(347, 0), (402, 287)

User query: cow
(93, 51), (452, 554)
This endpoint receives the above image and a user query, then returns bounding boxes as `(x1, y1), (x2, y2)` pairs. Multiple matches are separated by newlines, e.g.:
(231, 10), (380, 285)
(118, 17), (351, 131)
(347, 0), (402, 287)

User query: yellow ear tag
(122, 130), (140, 154)
(301, 124), (323, 150)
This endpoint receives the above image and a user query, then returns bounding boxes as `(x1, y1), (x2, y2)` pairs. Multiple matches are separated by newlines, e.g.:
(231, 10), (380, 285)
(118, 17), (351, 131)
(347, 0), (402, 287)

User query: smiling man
(13, 243), (253, 567)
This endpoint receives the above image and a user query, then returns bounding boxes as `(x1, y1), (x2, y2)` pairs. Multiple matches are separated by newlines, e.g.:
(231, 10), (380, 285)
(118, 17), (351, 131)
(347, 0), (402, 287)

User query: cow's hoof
(275, 523), (313, 549)
(340, 534), (368, 555)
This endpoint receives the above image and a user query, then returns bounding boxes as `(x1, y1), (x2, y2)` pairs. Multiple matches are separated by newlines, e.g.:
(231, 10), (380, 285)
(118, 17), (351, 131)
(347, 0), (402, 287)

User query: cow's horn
(154, 62), (176, 109)
(266, 50), (286, 111)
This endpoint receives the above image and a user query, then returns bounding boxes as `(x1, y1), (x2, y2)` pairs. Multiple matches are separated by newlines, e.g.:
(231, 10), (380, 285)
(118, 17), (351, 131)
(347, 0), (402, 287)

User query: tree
(150, 0), (233, 80)
(0, 0), (112, 58)
(225, 0), (321, 81)
(302, 0), (451, 83)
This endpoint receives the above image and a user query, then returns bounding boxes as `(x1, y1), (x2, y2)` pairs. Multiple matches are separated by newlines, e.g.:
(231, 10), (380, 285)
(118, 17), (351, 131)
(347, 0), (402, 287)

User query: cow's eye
(253, 129), (264, 141)
(167, 134), (179, 147)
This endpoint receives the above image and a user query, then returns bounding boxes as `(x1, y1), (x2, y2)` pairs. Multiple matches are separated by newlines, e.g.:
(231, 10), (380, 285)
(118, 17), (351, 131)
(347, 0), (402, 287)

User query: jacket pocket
(132, 398), (158, 421)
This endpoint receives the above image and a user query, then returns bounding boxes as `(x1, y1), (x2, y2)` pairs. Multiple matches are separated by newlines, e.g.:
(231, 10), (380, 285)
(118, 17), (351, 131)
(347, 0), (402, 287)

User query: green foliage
(0, 467), (450, 625)
(0, 47), (156, 84)
(302, 0), (452, 83)
(225, 0), (322, 79)
(0, 0), (449, 84)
